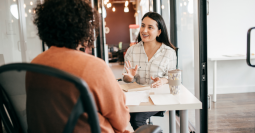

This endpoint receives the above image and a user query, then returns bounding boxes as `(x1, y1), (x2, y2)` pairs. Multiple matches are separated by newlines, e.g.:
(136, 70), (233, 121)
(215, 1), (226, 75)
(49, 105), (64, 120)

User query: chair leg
(148, 117), (153, 125)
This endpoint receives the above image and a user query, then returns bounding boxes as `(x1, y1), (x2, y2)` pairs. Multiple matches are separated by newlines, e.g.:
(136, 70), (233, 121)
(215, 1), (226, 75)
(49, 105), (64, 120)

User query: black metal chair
(0, 63), (161, 133)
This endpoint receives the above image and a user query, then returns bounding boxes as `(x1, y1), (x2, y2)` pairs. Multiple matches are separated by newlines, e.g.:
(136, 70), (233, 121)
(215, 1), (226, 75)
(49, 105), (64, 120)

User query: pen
(128, 66), (141, 69)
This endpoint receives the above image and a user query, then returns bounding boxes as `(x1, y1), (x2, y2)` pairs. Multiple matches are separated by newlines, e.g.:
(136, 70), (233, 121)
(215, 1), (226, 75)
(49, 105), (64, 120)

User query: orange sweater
(27, 46), (130, 133)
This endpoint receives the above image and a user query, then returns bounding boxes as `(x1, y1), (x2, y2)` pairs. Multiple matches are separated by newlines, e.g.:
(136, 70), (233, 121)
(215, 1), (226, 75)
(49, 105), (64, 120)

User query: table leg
(169, 110), (176, 133)
(180, 110), (188, 133)
(213, 61), (217, 102)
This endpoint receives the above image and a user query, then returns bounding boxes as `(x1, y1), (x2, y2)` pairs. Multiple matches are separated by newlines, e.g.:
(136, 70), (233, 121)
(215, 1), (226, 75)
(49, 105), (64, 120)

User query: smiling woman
(122, 12), (177, 131)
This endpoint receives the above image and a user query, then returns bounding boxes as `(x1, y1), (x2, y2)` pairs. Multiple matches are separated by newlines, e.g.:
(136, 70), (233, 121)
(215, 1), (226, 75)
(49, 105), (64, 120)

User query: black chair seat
(153, 111), (166, 117)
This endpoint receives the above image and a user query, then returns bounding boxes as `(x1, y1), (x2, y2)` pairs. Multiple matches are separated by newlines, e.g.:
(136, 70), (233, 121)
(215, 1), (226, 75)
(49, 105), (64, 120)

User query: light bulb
(29, 9), (31, 13)
(30, 1), (33, 5)
(124, 6), (129, 12)
(184, 2), (187, 6)
(112, 7), (115, 12)
(104, 0), (107, 5)
(24, 4), (26, 8)
(107, 3), (111, 8)
(125, 1), (129, 6)
(161, 5), (164, 9)
(180, 3), (182, 7)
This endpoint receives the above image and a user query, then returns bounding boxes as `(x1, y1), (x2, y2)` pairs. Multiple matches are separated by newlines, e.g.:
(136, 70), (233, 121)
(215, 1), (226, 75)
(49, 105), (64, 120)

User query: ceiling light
(29, 9), (31, 13)
(124, 6), (129, 12)
(30, 1), (33, 5)
(10, 4), (19, 19)
(125, 1), (129, 6)
(24, 4), (26, 8)
(107, 3), (111, 8)
(112, 7), (115, 12)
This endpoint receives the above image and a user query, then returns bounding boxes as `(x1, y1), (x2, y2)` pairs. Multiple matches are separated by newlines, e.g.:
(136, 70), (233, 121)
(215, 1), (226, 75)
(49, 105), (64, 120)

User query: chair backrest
(0, 63), (101, 133)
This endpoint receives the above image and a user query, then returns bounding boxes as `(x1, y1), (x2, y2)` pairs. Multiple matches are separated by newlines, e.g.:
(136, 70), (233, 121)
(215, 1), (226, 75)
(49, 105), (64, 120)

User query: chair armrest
(134, 125), (162, 133)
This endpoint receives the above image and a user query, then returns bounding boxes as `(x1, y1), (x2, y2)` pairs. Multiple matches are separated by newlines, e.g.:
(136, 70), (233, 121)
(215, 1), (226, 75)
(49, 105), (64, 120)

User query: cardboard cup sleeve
(168, 69), (181, 95)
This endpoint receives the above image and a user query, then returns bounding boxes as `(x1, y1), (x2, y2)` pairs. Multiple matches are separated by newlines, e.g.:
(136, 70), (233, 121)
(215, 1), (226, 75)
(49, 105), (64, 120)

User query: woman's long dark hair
(136, 12), (176, 51)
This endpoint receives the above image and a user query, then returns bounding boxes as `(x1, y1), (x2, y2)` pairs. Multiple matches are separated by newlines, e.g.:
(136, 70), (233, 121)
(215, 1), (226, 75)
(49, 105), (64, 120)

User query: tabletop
(124, 84), (202, 112)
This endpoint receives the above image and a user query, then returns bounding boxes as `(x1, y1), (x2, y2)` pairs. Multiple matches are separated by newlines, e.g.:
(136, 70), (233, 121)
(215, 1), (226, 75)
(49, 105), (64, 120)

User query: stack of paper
(120, 82), (151, 92)
(149, 94), (180, 105)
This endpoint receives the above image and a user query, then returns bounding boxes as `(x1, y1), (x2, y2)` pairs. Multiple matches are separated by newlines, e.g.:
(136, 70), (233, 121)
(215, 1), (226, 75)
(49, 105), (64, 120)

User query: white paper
(150, 84), (170, 94)
(149, 94), (180, 105)
(137, 91), (150, 102)
(125, 91), (149, 105)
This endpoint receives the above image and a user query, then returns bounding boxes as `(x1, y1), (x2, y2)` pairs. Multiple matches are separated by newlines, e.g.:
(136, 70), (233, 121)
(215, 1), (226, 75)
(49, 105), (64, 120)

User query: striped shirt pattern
(123, 41), (177, 85)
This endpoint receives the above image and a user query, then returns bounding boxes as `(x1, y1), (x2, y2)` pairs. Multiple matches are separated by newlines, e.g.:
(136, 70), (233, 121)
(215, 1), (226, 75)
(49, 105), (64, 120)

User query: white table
(125, 84), (202, 133)
(208, 55), (255, 102)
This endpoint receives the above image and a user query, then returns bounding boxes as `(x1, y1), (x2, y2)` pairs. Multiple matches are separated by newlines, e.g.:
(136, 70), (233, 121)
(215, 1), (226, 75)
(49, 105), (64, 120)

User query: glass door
(176, 0), (196, 128)
(0, 0), (24, 64)
(23, 0), (43, 62)
(207, 1), (255, 133)
(0, 0), (43, 65)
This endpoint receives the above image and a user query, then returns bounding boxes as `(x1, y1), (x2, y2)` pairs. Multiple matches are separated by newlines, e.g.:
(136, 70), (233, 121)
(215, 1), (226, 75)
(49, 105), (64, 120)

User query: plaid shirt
(123, 41), (176, 85)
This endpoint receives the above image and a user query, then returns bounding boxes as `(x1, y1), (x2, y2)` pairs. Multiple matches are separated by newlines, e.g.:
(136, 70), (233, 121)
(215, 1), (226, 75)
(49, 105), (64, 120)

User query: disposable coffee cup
(168, 69), (181, 95)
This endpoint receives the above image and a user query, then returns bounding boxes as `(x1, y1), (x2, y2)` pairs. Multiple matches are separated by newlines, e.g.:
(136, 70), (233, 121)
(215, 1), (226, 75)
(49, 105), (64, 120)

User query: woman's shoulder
(126, 41), (143, 53)
(162, 44), (175, 53)
(129, 42), (142, 49)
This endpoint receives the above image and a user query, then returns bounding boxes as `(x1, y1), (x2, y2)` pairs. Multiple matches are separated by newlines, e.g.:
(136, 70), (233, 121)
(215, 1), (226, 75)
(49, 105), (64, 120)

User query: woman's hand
(151, 77), (168, 88)
(122, 61), (138, 82)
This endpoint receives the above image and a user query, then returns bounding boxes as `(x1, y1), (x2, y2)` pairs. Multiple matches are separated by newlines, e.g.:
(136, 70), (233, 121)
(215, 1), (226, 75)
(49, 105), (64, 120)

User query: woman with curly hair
(26, 0), (131, 133)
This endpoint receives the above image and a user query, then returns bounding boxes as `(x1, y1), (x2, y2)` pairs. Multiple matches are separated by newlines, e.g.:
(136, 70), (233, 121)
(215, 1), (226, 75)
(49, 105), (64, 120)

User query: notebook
(120, 82), (151, 92)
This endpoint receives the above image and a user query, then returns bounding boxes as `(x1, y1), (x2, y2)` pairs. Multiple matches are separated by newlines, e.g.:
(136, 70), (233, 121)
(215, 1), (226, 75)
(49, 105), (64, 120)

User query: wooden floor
(209, 93), (255, 133)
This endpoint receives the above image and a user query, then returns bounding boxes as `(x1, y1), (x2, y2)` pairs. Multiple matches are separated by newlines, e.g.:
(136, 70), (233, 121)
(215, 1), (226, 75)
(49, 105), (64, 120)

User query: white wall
(207, 0), (255, 94)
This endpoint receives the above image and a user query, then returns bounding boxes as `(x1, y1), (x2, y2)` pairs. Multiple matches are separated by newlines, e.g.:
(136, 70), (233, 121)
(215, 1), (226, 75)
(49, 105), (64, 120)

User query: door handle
(246, 27), (255, 67)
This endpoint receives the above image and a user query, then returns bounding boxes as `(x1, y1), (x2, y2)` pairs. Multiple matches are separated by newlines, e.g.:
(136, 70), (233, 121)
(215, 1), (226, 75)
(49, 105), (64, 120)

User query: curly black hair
(34, 0), (99, 49)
